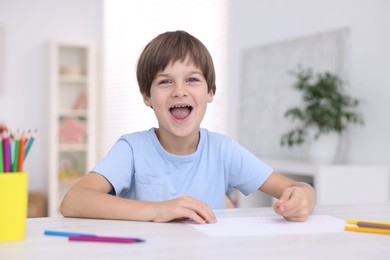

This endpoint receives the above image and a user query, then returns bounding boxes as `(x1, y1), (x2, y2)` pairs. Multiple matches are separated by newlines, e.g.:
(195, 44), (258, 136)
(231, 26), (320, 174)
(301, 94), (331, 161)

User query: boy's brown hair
(136, 31), (216, 97)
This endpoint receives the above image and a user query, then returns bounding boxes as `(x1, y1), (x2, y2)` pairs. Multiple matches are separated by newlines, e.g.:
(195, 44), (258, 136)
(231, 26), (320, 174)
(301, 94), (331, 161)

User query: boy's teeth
(170, 106), (192, 119)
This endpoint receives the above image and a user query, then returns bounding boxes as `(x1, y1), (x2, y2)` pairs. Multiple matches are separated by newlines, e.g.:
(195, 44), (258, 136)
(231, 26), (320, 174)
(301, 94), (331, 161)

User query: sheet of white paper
(185, 215), (345, 237)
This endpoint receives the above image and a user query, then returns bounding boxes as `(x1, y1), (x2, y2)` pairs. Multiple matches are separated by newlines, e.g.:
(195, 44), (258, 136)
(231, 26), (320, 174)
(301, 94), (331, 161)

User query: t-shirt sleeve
(225, 138), (273, 195)
(91, 137), (134, 196)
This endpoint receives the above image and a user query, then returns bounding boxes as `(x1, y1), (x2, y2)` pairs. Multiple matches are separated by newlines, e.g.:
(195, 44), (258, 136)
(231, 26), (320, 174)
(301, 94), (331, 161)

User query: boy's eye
(158, 79), (171, 85)
(187, 77), (199, 83)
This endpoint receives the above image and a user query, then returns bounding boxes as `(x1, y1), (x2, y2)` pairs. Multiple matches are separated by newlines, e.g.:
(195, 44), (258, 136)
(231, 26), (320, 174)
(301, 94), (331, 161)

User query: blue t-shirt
(92, 128), (273, 209)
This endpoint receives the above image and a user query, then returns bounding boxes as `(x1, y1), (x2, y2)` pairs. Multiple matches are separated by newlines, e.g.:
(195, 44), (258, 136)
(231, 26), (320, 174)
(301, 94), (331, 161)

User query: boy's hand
(151, 196), (217, 224)
(273, 185), (315, 222)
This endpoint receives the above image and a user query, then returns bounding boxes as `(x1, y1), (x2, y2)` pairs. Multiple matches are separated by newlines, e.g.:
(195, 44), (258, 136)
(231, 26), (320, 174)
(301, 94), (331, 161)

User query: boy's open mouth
(170, 105), (193, 120)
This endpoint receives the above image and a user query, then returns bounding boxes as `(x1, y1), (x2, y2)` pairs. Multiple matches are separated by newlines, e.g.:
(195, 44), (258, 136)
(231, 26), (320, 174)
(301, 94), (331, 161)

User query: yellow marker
(346, 220), (390, 225)
(345, 226), (390, 235)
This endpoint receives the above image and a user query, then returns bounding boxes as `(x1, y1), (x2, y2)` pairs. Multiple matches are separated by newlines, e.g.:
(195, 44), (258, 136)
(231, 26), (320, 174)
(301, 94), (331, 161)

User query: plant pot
(307, 130), (340, 164)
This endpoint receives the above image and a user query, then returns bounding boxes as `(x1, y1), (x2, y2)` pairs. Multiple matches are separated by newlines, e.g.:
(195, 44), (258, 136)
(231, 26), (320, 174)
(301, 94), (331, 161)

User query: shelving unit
(237, 157), (389, 208)
(48, 40), (96, 216)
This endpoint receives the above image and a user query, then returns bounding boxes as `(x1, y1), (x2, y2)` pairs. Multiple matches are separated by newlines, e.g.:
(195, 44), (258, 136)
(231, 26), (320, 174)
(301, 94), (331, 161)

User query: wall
(227, 0), (390, 166)
(0, 0), (102, 192)
(1, 0), (389, 198)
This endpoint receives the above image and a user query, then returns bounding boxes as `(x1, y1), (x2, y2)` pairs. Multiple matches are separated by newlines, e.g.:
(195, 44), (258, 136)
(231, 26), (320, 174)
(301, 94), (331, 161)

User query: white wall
(227, 0), (390, 166)
(1, 0), (389, 196)
(0, 0), (102, 192)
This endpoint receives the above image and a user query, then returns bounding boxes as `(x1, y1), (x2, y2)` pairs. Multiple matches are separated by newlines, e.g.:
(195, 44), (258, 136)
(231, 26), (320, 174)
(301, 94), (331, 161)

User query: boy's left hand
(273, 185), (314, 222)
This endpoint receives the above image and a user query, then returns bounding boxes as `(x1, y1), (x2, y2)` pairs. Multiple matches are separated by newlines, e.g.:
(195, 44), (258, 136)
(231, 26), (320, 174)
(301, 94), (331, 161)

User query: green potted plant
(280, 67), (364, 153)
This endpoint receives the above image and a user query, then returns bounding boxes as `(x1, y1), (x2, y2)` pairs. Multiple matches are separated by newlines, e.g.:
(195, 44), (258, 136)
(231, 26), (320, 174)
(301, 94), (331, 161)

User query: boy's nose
(172, 83), (188, 97)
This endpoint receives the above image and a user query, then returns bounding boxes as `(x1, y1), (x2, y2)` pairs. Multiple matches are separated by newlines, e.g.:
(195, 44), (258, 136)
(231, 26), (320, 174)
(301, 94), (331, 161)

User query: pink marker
(68, 236), (145, 244)
(2, 131), (10, 173)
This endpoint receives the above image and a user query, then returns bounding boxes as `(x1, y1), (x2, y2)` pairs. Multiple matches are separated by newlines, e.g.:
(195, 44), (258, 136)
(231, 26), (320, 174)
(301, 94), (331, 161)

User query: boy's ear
(143, 94), (152, 107)
(207, 90), (214, 103)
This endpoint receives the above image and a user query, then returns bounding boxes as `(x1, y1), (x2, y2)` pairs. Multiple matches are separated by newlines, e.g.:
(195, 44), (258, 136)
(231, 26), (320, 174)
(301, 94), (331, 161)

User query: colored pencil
(345, 226), (390, 235)
(7, 133), (12, 172)
(12, 133), (20, 172)
(18, 132), (25, 172)
(23, 130), (29, 147)
(0, 135), (3, 173)
(24, 129), (36, 159)
(346, 220), (390, 225)
(357, 222), (390, 230)
(44, 230), (96, 237)
(68, 236), (145, 244)
(0, 136), (3, 172)
(2, 131), (10, 172)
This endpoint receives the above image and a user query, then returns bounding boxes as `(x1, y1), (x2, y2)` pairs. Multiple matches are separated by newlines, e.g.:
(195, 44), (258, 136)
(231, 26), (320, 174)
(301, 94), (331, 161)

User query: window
(101, 0), (228, 157)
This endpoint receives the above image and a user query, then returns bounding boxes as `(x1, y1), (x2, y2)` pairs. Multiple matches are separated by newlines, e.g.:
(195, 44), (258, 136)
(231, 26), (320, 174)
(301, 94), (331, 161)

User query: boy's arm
(60, 172), (216, 224)
(259, 171), (316, 222)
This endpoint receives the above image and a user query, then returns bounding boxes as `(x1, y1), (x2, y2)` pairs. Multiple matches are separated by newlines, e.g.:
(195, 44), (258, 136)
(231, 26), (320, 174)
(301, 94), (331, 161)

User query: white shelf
(237, 157), (389, 208)
(48, 40), (97, 216)
(59, 144), (88, 152)
(59, 75), (88, 83)
(262, 157), (389, 205)
(58, 110), (87, 117)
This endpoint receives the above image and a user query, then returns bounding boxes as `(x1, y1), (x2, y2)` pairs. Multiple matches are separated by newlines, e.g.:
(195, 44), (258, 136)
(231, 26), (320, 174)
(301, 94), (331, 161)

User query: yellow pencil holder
(0, 172), (28, 242)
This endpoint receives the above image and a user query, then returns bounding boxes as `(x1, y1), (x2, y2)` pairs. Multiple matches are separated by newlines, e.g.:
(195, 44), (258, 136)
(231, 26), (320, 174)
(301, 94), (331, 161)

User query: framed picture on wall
(239, 28), (350, 161)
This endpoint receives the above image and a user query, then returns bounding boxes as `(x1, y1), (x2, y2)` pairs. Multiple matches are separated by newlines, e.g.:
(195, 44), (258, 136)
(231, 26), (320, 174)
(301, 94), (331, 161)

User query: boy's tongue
(171, 106), (191, 119)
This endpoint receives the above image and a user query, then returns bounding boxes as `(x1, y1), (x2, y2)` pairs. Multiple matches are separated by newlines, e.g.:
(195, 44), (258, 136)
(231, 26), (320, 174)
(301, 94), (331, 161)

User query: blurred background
(0, 0), (389, 216)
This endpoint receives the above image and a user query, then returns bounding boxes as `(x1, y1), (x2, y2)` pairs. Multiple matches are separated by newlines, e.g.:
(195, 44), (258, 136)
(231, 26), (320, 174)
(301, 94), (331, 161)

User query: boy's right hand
(151, 196), (217, 224)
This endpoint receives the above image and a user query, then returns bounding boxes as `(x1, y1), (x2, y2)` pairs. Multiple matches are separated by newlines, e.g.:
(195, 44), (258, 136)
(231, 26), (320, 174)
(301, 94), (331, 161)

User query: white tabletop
(1, 203), (390, 260)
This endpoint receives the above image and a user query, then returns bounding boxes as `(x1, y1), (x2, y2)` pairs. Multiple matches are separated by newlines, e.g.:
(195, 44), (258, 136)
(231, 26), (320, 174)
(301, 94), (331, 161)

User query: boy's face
(143, 58), (214, 140)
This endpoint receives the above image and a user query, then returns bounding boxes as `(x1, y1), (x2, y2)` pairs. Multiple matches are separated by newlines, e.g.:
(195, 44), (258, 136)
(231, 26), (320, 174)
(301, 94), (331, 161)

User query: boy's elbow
(60, 192), (75, 217)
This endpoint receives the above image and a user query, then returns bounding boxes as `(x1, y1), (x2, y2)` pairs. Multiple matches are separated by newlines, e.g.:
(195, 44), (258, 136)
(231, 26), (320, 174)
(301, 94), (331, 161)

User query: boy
(61, 31), (316, 224)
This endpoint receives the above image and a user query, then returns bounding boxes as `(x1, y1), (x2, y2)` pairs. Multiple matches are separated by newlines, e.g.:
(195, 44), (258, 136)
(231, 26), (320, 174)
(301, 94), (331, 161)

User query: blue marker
(44, 230), (97, 237)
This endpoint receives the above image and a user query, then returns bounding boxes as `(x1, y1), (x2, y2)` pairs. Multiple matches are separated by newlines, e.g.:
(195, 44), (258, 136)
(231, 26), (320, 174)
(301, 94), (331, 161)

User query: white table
(1, 204), (390, 260)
